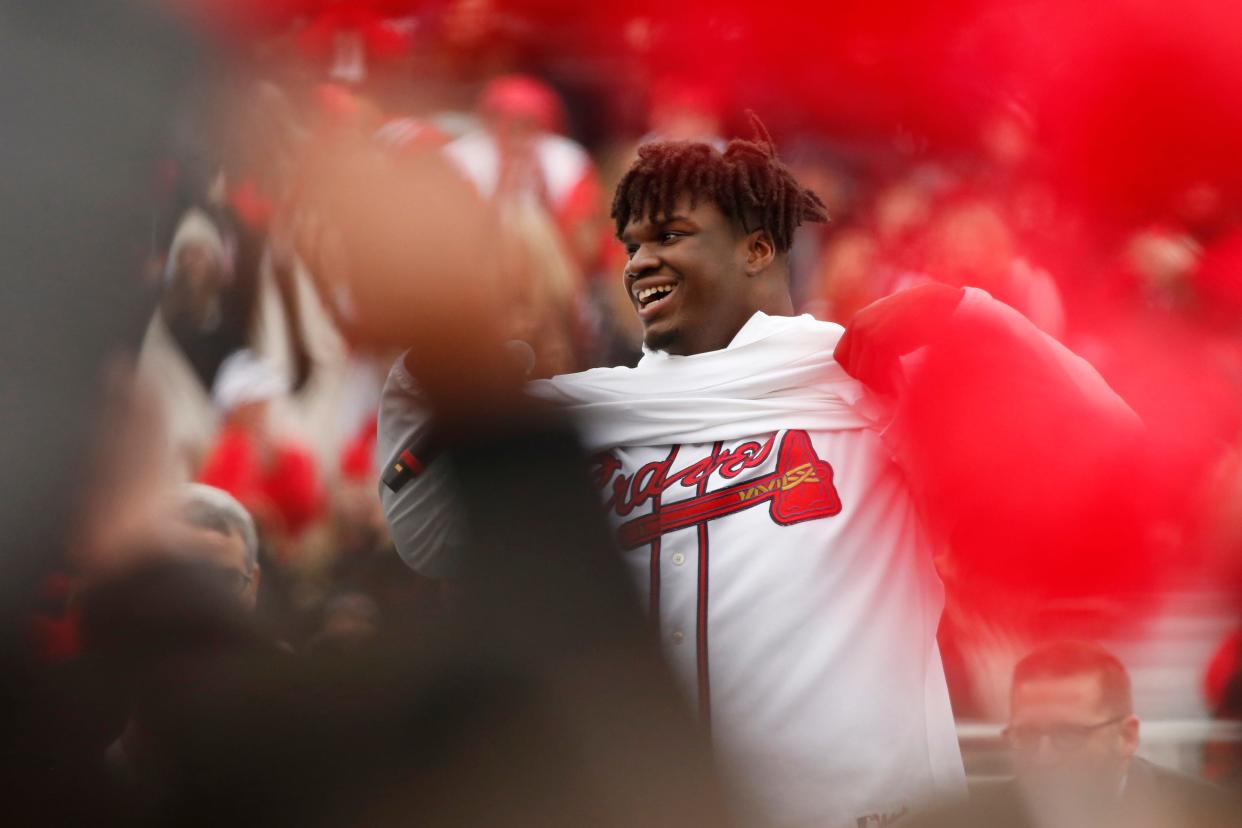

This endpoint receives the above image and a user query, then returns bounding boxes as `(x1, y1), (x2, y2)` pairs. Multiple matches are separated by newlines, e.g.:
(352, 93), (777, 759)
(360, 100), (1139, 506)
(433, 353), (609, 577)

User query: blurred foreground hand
(298, 134), (520, 415)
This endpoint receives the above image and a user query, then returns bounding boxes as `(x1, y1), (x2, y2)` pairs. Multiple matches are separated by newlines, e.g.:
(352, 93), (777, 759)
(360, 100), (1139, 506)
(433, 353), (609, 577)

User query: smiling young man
(380, 128), (1140, 827)
(616, 140), (816, 356)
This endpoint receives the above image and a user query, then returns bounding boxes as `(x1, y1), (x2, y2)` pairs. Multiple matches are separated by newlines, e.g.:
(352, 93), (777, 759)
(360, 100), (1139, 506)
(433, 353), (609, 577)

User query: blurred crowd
(8, 0), (1242, 825)
(109, 0), (1242, 711)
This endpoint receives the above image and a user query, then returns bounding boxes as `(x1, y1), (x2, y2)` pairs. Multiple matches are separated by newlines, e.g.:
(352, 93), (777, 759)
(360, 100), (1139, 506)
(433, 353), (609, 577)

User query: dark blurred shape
(79, 557), (275, 676)
(909, 760), (1237, 828)
(96, 421), (733, 828)
(0, 5), (199, 820)
(1205, 629), (1242, 786)
(0, 0), (197, 619)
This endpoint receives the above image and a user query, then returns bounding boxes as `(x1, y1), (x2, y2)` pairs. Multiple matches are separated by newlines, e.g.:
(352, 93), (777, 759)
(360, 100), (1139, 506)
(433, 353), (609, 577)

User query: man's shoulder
(1130, 757), (1234, 805)
(385, 351), (418, 390)
(528, 362), (641, 400)
(1124, 758), (1240, 827)
(377, 353), (429, 456)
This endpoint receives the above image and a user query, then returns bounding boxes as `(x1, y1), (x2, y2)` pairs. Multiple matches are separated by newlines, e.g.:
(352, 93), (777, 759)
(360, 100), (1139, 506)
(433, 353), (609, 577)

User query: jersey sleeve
(376, 353), (466, 579)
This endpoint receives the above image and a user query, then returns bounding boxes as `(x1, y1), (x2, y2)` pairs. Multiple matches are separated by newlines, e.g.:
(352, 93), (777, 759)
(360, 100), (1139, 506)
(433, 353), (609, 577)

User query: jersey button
(671, 630), (685, 645)
(671, 552), (686, 566)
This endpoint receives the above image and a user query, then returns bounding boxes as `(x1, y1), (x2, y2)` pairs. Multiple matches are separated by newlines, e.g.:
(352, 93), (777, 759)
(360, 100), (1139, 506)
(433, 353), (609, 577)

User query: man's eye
(660, 232), (683, 244)
(624, 245), (639, 257)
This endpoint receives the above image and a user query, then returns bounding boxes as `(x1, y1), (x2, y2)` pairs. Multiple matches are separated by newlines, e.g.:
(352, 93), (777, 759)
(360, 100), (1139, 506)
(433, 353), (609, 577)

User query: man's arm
(376, 354), (466, 579)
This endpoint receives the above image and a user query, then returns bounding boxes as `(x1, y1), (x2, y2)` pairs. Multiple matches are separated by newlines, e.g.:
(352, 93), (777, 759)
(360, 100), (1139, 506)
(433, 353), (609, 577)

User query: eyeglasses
(1003, 716), (1126, 751)
(205, 566), (254, 595)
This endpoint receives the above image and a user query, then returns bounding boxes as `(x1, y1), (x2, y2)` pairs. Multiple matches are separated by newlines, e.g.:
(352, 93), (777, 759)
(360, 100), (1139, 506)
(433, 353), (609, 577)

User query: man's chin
(642, 324), (681, 354)
(1017, 765), (1118, 805)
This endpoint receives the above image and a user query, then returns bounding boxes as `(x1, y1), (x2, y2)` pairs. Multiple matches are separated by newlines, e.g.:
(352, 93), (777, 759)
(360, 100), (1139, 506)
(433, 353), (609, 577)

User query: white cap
(165, 207), (227, 285)
(211, 349), (288, 411)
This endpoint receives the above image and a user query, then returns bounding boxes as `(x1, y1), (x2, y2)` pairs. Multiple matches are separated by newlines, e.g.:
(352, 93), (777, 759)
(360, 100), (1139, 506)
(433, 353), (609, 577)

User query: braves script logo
(591, 430), (842, 549)
(856, 807), (908, 826)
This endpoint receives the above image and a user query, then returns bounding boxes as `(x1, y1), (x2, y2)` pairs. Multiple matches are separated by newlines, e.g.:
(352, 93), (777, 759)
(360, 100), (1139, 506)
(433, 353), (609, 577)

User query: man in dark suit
(909, 640), (1237, 827)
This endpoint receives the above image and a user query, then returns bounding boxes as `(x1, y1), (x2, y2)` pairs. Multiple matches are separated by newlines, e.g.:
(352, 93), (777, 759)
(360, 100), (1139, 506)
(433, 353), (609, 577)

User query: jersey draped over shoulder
(376, 311), (881, 577)
(528, 312), (878, 451)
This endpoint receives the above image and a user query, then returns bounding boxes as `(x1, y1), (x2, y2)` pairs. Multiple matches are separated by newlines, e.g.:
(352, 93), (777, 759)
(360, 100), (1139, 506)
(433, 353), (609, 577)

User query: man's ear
(744, 229), (776, 275)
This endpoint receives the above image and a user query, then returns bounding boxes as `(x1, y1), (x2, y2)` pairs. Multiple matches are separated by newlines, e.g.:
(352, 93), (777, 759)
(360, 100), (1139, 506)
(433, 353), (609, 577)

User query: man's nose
(1029, 734), (1064, 766)
(625, 248), (660, 279)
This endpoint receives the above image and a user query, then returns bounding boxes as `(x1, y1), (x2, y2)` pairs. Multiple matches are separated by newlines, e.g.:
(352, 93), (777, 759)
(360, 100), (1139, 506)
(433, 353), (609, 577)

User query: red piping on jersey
(648, 445), (679, 626)
(696, 441), (723, 733)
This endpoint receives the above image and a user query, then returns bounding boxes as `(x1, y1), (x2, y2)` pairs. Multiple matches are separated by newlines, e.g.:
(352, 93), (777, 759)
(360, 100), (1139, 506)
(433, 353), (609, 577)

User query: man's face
(1007, 672), (1138, 795)
(174, 524), (259, 611)
(176, 243), (224, 296)
(619, 195), (756, 355)
(165, 242), (225, 322)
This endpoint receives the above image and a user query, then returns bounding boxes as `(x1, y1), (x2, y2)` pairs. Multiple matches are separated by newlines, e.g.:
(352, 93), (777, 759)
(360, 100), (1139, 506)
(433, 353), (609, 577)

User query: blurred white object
(444, 128), (593, 211)
(163, 207), (229, 285)
(211, 349), (288, 411)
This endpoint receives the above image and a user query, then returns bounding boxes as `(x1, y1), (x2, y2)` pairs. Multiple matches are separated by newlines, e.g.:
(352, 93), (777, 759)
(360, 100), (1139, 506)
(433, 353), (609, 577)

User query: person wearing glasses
(909, 639), (1235, 827)
(174, 482), (262, 611)
(1004, 640), (1144, 820)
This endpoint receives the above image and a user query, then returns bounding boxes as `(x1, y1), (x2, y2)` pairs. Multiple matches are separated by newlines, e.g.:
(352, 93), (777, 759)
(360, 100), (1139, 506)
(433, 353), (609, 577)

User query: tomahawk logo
(595, 430), (843, 550)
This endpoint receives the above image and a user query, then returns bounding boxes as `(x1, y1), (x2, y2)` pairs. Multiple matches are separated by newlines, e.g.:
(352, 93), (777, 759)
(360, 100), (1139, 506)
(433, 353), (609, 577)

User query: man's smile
(631, 276), (680, 320)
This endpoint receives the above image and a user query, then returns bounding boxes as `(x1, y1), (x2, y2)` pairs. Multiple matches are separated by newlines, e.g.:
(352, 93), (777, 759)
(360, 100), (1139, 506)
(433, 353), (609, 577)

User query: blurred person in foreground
(444, 74), (601, 267)
(2, 8), (730, 826)
(441, 74), (599, 375)
(72, 234), (732, 828)
(908, 641), (1237, 828)
(380, 120), (1143, 827)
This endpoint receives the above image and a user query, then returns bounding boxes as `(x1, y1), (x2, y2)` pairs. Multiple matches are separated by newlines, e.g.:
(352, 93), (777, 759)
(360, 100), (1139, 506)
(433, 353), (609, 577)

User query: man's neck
(658, 301), (797, 357)
(754, 281), (795, 318)
(658, 285), (795, 356)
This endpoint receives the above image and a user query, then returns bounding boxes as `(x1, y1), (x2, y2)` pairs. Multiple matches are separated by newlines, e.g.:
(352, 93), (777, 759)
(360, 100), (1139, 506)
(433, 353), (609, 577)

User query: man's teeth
(638, 285), (674, 304)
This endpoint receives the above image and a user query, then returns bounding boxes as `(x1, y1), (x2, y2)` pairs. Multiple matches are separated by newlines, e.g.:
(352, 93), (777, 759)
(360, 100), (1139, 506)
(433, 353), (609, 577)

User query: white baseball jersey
(587, 427), (963, 827)
(380, 311), (966, 827)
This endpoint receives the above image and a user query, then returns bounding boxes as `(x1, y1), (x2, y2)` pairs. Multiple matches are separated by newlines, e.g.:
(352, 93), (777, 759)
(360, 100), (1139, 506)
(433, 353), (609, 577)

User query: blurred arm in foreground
(835, 282), (1149, 597)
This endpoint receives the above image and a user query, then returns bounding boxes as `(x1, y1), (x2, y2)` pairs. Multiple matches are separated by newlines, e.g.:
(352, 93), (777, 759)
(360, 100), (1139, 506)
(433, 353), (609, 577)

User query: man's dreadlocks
(611, 114), (828, 253)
